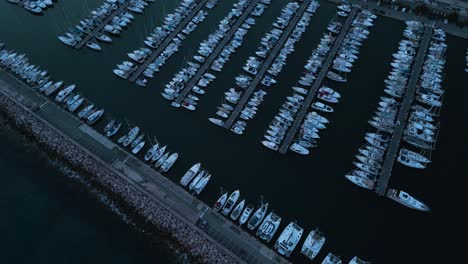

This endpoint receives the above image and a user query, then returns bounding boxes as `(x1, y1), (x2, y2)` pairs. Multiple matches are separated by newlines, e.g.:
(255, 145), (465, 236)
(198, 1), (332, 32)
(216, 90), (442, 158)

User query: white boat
(213, 192), (228, 212)
(399, 148), (430, 163)
(160, 152), (178, 172)
(55, 84), (76, 102)
(180, 163), (201, 186)
(132, 141), (145, 154)
(275, 222), (304, 257)
(348, 256), (371, 264)
(345, 174), (374, 190)
(247, 202), (268, 230)
(301, 229), (326, 260)
(239, 204), (254, 225)
(123, 127), (140, 147)
(230, 199), (245, 221)
(86, 109), (104, 125)
(262, 140), (278, 151)
(221, 190), (240, 216)
(321, 253), (342, 264)
(290, 143), (309, 155)
(311, 102), (333, 113)
(256, 212), (282, 242)
(386, 189), (430, 212)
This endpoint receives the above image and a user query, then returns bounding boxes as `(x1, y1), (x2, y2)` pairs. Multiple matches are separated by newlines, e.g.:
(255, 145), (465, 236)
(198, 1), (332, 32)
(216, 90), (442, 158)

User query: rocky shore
(0, 91), (239, 264)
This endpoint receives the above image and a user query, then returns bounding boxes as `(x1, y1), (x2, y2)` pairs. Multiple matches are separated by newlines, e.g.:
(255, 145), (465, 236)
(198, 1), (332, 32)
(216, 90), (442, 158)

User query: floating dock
(128, 0), (210, 82)
(278, 7), (359, 154)
(0, 66), (291, 263)
(174, 0), (262, 104)
(75, 1), (133, 49)
(374, 27), (433, 196)
(223, 0), (313, 129)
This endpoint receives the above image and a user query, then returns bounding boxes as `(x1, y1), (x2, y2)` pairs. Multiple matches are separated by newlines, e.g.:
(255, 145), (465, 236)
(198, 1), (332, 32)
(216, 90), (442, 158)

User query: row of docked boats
(161, 0), (271, 108)
(0, 45), (105, 125)
(58, 0), (153, 51)
(208, 0), (320, 132)
(113, 0), (217, 85)
(7, 0), (55, 15)
(261, 7), (349, 152)
(326, 6), (376, 82)
(179, 163), (211, 194)
(345, 21), (424, 192)
(209, 188), (368, 262)
(291, 7), (374, 151)
(108, 124), (179, 172)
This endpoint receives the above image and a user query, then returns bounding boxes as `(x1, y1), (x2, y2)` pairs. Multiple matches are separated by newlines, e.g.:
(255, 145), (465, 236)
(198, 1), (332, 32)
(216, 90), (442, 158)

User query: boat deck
(0, 67), (291, 264)
(278, 7), (359, 154)
(374, 27), (433, 196)
(174, 0), (262, 105)
(128, 0), (211, 82)
(75, 1), (133, 49)
(223, 0), (313, 129)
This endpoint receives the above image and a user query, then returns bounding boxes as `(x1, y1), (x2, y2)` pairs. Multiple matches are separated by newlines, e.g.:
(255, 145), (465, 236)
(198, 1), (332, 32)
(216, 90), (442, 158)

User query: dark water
(0, 119), (185, 263)
(0, 0), (467, 263)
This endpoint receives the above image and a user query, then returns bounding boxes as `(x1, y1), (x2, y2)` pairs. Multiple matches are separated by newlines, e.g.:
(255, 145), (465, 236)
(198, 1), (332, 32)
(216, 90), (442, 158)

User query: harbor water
(0, 0), (466, 263)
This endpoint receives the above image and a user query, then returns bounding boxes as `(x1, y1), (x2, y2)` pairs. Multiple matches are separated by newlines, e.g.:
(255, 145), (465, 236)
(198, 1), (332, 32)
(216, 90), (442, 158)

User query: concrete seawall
(0, 87), (238, 263)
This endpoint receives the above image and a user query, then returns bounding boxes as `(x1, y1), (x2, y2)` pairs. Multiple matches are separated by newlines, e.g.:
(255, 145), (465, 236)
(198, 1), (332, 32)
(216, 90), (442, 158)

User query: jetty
(75, 1), (133, 49)
(174, 0), (262, 104)
(223, 0), (313, 129)
(128, 0), (210, 82)
(0, 66), (290, 263)
(278, 7), (359, 154)
(374, 27), (433, 196)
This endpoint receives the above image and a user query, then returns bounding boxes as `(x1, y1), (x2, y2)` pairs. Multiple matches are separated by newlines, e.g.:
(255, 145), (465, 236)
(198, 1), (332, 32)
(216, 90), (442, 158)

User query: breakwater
(0, 86), (239, 264)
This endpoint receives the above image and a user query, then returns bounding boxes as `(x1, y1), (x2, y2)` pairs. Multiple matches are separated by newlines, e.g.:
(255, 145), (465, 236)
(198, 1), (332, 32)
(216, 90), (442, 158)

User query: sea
(0, 0), (466, 263)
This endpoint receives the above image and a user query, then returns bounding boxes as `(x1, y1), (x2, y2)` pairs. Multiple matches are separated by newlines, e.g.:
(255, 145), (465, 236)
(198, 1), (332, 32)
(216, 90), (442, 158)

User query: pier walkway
(0, 67), (290, 264)
(75, 1), (132, 49)
(278, 7), (358, 154)
(374, 27), (432, 196)
(129, 0), (210, 82)
(223, 0), (313, 129)
(174, 0), (261, 105)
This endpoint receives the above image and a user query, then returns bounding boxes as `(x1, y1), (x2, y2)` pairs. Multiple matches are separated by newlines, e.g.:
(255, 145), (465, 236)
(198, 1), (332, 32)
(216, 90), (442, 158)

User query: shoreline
(0, 115), (191, 263)
(0, 85), (240, 264)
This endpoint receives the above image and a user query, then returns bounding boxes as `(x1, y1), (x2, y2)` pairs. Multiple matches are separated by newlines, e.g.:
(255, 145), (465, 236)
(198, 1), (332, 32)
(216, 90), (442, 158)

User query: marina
(0, 0), (466, 263)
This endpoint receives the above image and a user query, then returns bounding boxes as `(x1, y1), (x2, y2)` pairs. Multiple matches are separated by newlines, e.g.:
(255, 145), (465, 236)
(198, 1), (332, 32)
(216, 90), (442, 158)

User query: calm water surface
(0, 0), (466, 263)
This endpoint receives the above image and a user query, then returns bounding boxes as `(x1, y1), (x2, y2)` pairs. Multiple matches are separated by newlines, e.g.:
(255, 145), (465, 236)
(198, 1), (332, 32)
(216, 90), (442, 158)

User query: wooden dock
(75, 1), (133, 49)
(223, 0), (313, 129)
(278, 7), (359, 154)
(128, 0), (210, 82)
(174, 0), (262, 105)
(374, 27), (433, 196)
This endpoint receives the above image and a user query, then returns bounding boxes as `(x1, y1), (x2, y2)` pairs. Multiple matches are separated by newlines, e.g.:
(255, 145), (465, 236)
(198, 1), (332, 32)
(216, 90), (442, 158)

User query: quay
(128, 0), (210, 82)
(174, 0), (262, 104)
(374, 27), (433, 196)
(278, 7), (359, 154)
(0, 67), (290, 264)
(328, 0), (468, 39)
(75, 1), (133, 49)
(223, 0), (313, 129)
